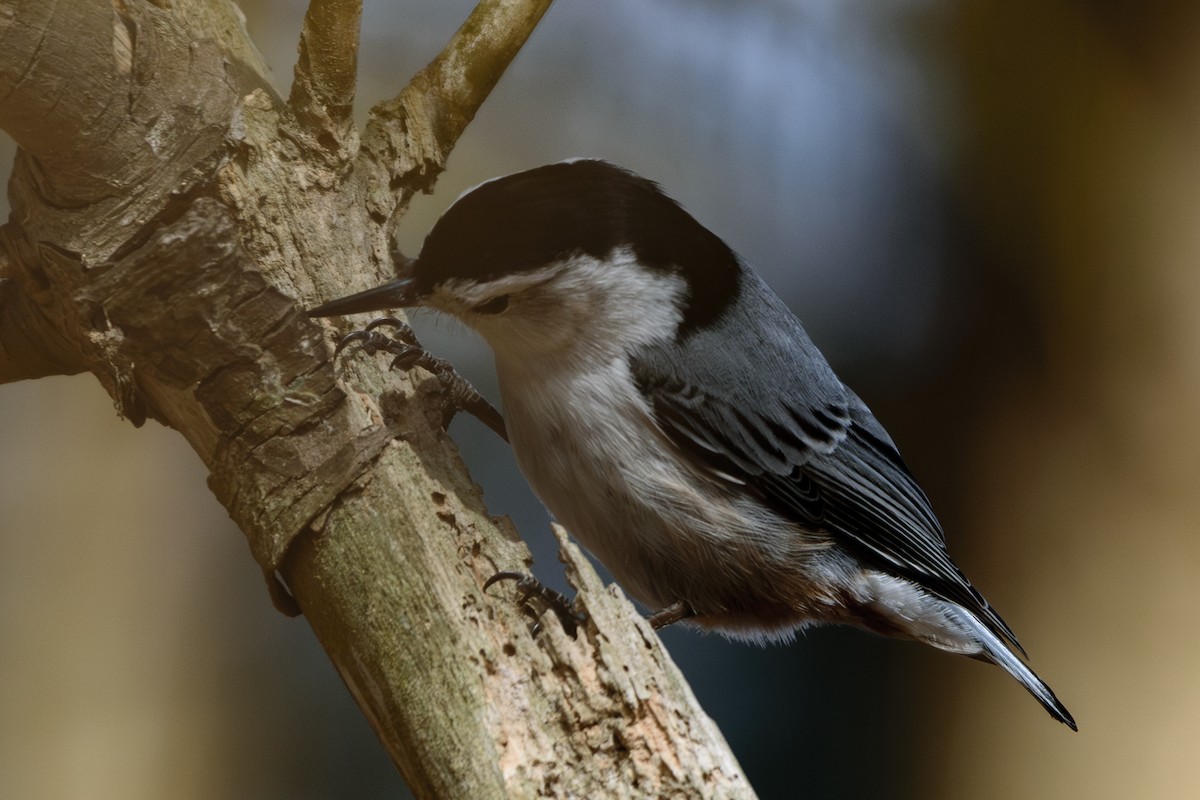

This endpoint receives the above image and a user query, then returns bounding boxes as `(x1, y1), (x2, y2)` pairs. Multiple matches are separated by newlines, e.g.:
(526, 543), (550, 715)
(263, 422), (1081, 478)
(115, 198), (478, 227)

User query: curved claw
(333, 329), (377, 358)
(483, 571), (531, 592)
(364, 316), (407, 333)
(387, 346), (424, 372)
(333, 317), (419, 359)
(482, 571), (581, 638)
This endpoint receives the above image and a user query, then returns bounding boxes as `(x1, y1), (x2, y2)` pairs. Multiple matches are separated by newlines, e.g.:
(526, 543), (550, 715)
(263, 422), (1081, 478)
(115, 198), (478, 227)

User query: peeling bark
(0, 1), (756, 797)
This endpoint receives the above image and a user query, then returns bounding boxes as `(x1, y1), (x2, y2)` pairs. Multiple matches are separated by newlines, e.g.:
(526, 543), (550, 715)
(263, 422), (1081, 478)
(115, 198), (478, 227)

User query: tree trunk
(0, 1), (755, 797)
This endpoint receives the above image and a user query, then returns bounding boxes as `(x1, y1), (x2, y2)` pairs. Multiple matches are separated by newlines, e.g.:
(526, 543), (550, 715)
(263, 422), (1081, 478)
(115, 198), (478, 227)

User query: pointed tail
(946, 605), (1077, 731)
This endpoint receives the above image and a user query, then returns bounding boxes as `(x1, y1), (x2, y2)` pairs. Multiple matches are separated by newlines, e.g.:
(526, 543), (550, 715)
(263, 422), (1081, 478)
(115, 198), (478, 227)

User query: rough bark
(0, 1), (755, 797)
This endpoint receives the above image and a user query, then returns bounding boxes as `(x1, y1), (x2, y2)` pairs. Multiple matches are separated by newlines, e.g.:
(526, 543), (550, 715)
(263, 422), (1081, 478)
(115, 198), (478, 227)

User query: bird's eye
(473, 295), (510, 314)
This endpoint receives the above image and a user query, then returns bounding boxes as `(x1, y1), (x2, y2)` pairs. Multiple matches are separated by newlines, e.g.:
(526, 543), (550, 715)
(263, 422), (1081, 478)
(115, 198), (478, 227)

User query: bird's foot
(483, 571), (585, 638)
(334, 317), (507, 441)
(646, 600), (695, 630)
(484, 571), (696, 636)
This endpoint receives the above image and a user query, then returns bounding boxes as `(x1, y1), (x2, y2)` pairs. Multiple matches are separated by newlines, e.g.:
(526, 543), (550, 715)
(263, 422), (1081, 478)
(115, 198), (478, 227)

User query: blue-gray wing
(629, 268), (1020, 648)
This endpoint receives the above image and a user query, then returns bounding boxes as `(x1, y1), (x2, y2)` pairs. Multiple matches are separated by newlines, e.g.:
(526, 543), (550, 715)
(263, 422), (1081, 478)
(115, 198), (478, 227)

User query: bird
(308, 158), (1076, 730)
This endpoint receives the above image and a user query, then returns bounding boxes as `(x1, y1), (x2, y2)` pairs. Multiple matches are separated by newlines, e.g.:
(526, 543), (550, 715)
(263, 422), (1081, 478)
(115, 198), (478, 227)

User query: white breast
(498, 359), (674, 603)
(497, 352), (821, 616)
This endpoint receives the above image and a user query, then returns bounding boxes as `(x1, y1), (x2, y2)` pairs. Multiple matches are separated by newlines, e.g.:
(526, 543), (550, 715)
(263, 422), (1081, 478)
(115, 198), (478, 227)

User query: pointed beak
(307, 257), (422, 318)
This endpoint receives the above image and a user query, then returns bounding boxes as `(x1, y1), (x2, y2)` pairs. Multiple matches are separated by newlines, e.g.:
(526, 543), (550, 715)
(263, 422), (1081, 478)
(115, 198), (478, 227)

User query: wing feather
(630, 267), (1021, 650)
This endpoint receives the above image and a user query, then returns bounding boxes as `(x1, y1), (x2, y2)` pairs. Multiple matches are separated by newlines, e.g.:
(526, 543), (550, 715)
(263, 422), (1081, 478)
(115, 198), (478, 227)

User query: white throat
(470, 249), (689, 376)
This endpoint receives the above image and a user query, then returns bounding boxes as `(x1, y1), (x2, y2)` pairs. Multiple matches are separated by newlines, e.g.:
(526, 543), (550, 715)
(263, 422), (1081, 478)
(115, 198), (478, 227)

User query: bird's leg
(334, 317), (508, 441)
(646, 600), (695, 630)
(484, 571), (696, 636)
(483, 571), (584, 638)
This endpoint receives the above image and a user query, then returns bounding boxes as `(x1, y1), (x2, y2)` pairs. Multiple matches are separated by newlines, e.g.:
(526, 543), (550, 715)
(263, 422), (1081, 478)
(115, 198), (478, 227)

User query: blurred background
(2, 0), (1198, 797)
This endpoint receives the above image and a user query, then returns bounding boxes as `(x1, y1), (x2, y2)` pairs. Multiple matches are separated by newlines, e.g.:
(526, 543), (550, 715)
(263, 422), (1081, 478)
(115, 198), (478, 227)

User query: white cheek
(426, 249), (688, 369)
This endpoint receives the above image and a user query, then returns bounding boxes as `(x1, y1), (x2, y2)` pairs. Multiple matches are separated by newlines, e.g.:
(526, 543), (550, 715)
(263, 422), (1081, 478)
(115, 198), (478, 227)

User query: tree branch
(0, 270), (84, 383)
(359, 0), (556, 235)
(0, 0), (271, 263)
(0, 0), (269, 390)
(0, 1), (757, 796)
(287, 0), (363, 158)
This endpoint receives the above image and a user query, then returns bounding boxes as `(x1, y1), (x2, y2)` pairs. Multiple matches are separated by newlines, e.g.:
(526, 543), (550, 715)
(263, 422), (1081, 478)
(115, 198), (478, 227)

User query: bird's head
(308, 160), (741, 365)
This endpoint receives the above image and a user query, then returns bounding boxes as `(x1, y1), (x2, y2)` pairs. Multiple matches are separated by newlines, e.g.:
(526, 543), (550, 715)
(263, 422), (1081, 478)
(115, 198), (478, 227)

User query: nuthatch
(309, 159), (1075, 730)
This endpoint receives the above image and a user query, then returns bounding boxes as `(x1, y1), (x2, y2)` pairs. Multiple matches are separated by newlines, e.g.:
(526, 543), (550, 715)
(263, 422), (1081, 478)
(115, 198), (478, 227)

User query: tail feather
(946, 605), (1077, 731)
